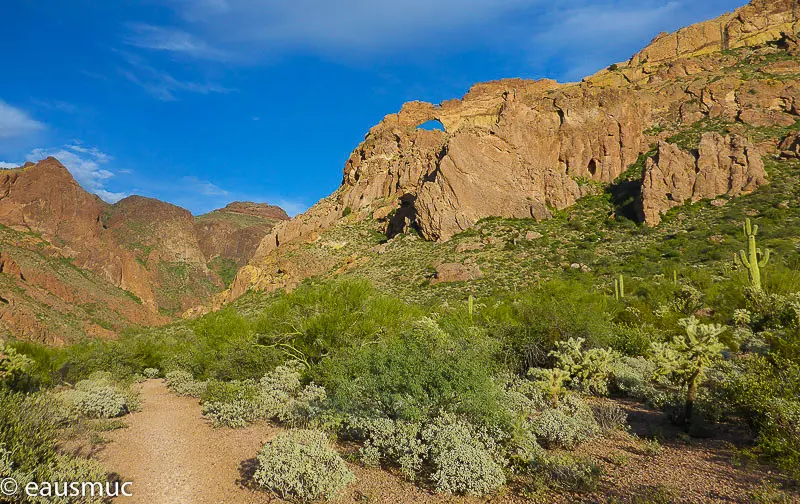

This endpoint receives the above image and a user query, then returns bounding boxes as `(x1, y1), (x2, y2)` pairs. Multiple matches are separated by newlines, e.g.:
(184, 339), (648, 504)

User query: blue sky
(0, 0), (746, 215)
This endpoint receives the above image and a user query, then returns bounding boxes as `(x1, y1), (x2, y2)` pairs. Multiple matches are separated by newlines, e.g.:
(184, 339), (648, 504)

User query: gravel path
(97, 380), (277, 504)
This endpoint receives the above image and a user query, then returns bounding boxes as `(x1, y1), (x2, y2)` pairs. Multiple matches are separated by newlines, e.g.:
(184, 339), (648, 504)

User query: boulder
(431, 263), (484, 284)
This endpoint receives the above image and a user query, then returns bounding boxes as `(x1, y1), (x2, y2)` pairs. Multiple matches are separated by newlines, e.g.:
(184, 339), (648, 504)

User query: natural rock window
(416, 119), (445, 132)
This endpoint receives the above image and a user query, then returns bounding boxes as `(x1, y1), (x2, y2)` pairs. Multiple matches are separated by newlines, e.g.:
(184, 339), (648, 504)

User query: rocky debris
(430, 262), (483, 284)
(639, 133), (767, 225)
(525, 231), (543, 241)
(779, 132), (800, 158)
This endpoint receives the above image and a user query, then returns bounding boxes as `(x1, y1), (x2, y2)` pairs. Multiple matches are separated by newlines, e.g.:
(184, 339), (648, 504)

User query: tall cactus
(614, 274), (625, 300)
(734, 218), (770, 291)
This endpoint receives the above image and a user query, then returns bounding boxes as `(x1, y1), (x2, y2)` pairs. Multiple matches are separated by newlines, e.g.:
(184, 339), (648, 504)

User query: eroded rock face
(779, 132), (800, 157)
(639, 133), (767, 225)
(209, 0), (800, 307)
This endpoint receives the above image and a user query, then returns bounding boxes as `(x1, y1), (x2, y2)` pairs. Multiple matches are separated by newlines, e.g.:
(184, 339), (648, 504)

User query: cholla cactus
(734, 218), (770, 291)
(550, 338), (614, 395)
(651, 317), (726, 426)
(732, 309), (752, 327)
(530, 367), (570, 408)
(0, 341), (32, 387)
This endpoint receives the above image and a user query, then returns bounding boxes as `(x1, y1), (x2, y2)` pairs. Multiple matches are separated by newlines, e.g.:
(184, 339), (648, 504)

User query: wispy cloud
(26, 144), (126, 203)
(530, 1), (684, 80)
(183, 175), (230, 196)
(0, 161), (20, 169)
(117, 51), (233, 101)
(0, 100), (46, 138)
(31, 99), (81, 115)
(124, 23), (233, 61)
(144, 0), (741, 80)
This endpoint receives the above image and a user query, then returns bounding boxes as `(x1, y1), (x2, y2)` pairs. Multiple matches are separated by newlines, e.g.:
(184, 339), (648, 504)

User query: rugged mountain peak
(0, 158), (287, 340)
(215, 201), (290, 221)
(0, 157), (108, 243)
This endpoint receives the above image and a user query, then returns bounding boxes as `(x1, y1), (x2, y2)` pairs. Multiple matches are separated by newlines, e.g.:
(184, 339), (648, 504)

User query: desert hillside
(0, 158), (287, 342)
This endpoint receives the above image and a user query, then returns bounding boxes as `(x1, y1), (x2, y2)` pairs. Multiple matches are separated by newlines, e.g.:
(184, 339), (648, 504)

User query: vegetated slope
(194, 202), (289, 286)
(0, 159), (287, 342)
(206, 0), (800, 310)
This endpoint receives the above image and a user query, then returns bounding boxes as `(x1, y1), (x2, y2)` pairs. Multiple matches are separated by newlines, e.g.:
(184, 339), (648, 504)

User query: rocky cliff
(0, 159), (286, 342)
(213, 0), (800, 306)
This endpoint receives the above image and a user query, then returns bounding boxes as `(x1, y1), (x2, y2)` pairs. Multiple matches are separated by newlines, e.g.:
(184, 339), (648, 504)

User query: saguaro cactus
(614, 274), (625, 300)
(734, 218), (770, 291)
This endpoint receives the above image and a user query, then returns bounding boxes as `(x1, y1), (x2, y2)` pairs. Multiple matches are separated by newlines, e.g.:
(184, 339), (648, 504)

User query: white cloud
(0, 161), (20, 169)
(124, 23), (233, 61)
(26, 144), (127, 203)
(0, 100), (45, 138)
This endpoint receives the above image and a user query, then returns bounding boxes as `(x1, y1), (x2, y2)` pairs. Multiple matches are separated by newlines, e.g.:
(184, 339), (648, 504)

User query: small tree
(651, 317), (726, 427)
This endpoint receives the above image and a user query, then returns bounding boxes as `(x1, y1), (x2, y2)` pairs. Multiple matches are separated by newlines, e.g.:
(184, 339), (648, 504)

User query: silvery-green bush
(421, 415), (506, 496)
(59, 377), (133, 419)
(350, 417), (426, 479)
(143, 368), (160, 379)
(610, 356), (665, 407)
(531, 394), (599, 449)
(253, 429), (354, 502)
(202, 364), (327, 428)
(165, 370), (208, 397)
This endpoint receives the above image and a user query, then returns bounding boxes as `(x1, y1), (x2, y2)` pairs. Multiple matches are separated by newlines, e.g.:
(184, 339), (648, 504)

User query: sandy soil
(96, 380), (277, 504)
(93, 381), (798, 504)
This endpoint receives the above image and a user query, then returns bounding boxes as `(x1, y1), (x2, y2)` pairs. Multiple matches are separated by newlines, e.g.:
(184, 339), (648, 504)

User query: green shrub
(482, 280), (616, 372)
(349, 417), (426, 479)
(610, 356), (665, 406)
(0, 341), (34, 391)
(253, 429), (354, 502)
(201, 365), (328, 428)
(531, 395), (600, 449)
(67, 386), (127, 419)
(143, 368), (160, 379)
(319, 317), (505, 426)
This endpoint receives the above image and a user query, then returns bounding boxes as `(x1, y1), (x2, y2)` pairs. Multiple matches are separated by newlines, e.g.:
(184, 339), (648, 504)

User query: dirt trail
(97, 380), (276, 504)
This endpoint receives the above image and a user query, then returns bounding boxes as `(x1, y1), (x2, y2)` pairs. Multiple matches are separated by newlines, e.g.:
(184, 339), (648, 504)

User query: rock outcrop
(638, 133), (768, 225)
(211, 0), (799, 306)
